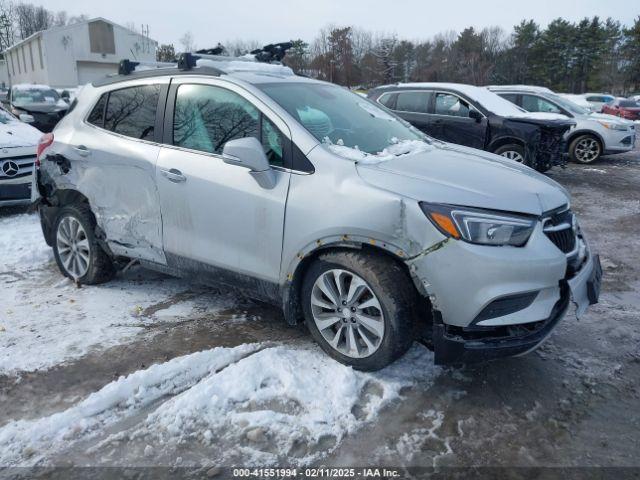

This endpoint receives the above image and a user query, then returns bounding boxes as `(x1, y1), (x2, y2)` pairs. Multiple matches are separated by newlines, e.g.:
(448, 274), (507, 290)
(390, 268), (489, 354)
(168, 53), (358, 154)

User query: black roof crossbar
(251, 42), (293, 63)
(118, 59), (140, 75)
(177, 52), (200, 70)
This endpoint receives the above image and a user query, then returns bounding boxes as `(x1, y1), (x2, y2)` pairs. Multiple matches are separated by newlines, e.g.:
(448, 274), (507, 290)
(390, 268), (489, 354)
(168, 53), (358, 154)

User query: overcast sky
(43, 0), (638, 48)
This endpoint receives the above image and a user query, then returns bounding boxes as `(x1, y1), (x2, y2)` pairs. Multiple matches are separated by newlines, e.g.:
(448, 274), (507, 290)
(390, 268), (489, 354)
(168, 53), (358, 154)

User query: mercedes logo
(1, 161), (19, 177)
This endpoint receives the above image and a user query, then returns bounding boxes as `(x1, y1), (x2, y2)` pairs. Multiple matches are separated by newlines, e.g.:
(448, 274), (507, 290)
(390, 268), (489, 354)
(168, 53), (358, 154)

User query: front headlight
(419, 203), (536, 247)
(597, 120), (628, 131)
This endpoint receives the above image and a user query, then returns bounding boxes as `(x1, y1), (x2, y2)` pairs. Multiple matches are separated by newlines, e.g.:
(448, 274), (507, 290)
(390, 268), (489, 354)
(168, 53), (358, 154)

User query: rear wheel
(569, 135), (601, 164)
(301, 250), (416, 371)
(53, 204), (115, 284)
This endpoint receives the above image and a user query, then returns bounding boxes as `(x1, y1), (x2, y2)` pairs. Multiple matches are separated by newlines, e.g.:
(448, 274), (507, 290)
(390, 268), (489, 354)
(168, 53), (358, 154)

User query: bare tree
(179, 31), (195, 52)
(14, 3), (53, 39)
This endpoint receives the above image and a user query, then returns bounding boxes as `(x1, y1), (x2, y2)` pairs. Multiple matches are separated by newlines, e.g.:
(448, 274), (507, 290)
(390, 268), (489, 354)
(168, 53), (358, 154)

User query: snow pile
(0, 214), (238, 374)
(327, 139), (432, 164)
(0, 213), (52, 271)
(0, 343), (439, 466)
(0, 344), (262, 466)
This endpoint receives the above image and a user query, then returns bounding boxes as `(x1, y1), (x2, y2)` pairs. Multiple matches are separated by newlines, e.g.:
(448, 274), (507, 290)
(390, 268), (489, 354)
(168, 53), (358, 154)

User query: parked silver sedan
(33, 56), (601, 370)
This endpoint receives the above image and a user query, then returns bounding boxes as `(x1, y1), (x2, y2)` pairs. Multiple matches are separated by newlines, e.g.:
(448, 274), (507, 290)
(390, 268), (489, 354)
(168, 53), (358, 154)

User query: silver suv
(34, 55), (602, 370)
(488, 85), (635, 163)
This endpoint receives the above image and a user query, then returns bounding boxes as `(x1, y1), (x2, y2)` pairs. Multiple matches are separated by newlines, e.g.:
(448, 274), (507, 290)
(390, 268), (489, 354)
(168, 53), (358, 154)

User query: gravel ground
(0, 145), (638, 477)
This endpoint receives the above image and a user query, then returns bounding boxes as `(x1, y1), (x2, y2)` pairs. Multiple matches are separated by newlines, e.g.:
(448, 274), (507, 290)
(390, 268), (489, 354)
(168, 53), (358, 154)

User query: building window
(88, 20), (116, 55)
(28, 42), (34, 71)
(37, 37), (44, 69)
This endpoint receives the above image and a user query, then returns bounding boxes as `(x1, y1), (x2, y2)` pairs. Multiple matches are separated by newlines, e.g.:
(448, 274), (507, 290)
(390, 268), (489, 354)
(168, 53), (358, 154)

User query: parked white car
(0, 107), (42, 207)
(488, 86), (635, 163)
(581, 93), (615, 112)
(558, 93), (595, 112)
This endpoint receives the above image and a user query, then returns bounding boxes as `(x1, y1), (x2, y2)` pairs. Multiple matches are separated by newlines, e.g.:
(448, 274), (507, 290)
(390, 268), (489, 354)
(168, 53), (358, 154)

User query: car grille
(543, 208), (576, 254)
(0, 155), (36, 181)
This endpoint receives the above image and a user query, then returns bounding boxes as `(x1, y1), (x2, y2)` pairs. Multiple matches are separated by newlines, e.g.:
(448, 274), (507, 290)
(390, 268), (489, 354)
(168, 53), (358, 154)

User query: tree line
(2, 1), (638, 94)
(160, 17), (640, 95)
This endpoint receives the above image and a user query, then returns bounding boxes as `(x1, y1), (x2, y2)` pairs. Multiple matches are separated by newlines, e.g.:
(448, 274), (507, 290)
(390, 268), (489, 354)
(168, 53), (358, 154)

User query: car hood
(587, 112), (633, 124)
(0, 120), (42, 148)
(356, 143), (569, 216)
(12, 102), (68, 114)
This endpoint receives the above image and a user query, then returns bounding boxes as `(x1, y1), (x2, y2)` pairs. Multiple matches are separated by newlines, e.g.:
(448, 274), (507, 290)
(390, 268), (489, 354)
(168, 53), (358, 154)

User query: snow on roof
(486, 85), (554, 93)
(386, 82), (567, 119)
(12, 83), (53, 91)
(195, 57), (294, 76)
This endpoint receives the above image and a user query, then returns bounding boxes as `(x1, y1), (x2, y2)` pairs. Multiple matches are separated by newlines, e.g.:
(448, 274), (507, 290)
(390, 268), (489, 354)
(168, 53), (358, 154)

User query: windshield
(547, 93), (589, 115)
(258, 83), (426, 154)
(618, 99), (638, 108)
(12, 87), (61, 106)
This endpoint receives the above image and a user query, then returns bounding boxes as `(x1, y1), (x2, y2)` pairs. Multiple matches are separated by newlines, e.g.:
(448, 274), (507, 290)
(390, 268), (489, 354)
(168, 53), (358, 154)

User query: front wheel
(53, 204), (115, 284)
(569, 135), (601, 164)
(301, 250), (417, 371)
(494, 144), (525, 164)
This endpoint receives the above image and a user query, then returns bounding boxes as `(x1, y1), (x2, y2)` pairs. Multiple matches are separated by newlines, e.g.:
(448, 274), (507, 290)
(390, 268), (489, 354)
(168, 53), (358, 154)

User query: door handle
(73, 145), (91, 157)
(161, 168), (187, 183)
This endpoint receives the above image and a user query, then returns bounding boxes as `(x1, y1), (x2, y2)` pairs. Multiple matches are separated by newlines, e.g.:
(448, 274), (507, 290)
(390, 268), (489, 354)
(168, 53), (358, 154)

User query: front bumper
(431, 254), (601, 364)
(0, 178), (32, 207)
(603, 127), (636, 153)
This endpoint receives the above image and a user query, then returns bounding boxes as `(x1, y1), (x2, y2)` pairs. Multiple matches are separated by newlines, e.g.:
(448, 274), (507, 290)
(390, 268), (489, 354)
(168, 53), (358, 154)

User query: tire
(301, 250), (417, 371)
(53, 203), (115, 284)
(569, 134), (602, 164)
(494, 144), (525, 164)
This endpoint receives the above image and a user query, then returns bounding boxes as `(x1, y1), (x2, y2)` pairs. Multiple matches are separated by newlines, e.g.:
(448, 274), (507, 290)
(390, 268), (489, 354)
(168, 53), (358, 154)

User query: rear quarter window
(86, 93), (107, 127)
(103, 85), (160, 140)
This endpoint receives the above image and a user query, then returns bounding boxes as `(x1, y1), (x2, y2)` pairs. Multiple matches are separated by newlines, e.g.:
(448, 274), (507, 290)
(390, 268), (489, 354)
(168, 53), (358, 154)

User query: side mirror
(19, 113), (35, 123)
(469, 109), (482, 122)
(222, 137), (276, 189)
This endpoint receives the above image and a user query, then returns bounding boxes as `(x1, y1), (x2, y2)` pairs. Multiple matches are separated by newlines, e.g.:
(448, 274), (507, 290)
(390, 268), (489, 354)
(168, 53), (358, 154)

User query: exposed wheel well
(40, 189), (92, 246)
(489, 137), (525, 153)
(283, 244), (433, 334)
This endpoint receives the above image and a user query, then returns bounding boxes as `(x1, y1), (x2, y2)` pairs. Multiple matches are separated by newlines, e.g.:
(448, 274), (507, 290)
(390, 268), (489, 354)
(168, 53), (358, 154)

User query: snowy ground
(0, 146), (639, 474)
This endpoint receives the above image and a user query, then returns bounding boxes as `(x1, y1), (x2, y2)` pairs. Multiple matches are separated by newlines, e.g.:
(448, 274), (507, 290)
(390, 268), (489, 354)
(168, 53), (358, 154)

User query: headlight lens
(597, 120), (628, 131)
(420, 203), (536, 247)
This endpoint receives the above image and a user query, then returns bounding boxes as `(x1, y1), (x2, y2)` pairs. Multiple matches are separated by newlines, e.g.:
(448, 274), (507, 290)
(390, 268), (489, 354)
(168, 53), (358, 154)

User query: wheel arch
(39, 188), (95, 246)
(567, 130), (604, 150)
(280, 238), (423, 326)
(488, 136), (525, 153)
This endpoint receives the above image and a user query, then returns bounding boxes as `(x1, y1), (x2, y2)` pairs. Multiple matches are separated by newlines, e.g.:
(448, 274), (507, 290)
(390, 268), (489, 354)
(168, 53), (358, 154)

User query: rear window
(395, 91), (430, 113)
(103, 85), (160, 140)
(87, 93), (107, 127)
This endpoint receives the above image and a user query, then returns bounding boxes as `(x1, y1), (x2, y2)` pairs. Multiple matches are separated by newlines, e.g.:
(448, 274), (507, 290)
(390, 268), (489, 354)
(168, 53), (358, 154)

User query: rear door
(390, 90), (436, 136)
(155, 78), (291, 289)
(63, 80), (167, 263)
(432, 91), (487, 148)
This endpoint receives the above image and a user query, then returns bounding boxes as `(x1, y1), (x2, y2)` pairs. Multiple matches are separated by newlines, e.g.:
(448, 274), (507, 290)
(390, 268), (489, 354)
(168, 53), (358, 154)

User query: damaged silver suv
(34, 53), (602, 370)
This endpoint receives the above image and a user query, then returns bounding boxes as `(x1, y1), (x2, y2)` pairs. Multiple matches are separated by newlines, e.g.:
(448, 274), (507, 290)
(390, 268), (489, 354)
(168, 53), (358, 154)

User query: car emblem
(1, 160), (19, 177)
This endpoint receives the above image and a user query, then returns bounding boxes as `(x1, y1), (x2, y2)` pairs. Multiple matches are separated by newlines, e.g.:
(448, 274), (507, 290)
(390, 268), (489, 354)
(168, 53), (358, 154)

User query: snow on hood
(326, 139), (434, 164)
(0, 118), (42, 148)
(356, 142), (569, 215)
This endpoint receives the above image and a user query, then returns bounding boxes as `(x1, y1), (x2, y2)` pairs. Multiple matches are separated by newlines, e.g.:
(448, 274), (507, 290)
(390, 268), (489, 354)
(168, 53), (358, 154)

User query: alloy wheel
(574, 138), (600, 163)
(500, 150), (524, 163)
(310, 269), (385, 359)
(56, 216), (91, 279)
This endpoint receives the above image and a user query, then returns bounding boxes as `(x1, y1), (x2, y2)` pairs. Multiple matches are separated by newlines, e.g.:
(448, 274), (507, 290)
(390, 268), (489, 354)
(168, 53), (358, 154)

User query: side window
(377, 93), (396, 109)
(104, 85), (160, 140)
(261, 117), (284, 167)
(522, 95), (562, 114)
(498, 93), (519, 105)
(173, 84), (284, 166)
(435, 92), (471, 117)
(87, 93), (107, 127)
(395, 91), (430, 113)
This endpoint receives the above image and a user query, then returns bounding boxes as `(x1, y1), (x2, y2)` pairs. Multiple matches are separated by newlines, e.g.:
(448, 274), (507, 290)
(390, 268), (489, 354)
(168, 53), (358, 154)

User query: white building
(3, 18), (157, 88)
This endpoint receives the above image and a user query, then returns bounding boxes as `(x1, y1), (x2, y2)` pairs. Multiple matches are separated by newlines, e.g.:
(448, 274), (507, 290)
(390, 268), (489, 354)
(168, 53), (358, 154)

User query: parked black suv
(368, 83), (574, 172)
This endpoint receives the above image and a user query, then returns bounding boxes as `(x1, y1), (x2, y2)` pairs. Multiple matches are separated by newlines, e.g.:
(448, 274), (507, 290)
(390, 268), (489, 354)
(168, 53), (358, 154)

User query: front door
(432, 91), (487, 149)
(156, 80), (291, 288)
